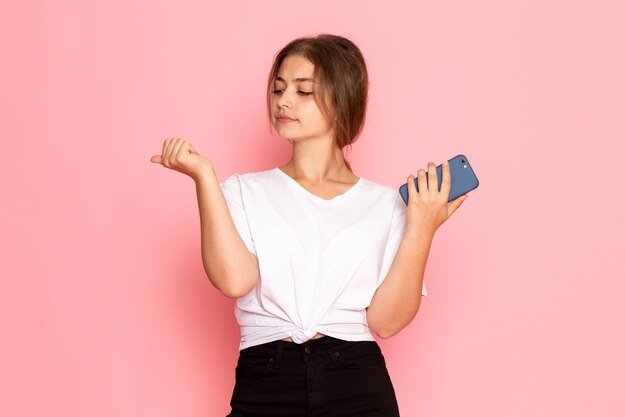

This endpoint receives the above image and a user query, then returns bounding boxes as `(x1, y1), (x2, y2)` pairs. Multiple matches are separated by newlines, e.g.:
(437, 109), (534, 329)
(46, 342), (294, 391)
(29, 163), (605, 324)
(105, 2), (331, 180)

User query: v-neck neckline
(273, 167), (363, 204)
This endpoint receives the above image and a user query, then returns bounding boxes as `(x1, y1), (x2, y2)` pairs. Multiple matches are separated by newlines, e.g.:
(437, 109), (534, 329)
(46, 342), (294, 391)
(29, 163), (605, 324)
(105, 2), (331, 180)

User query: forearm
(366, 230), (433, 338)
(194, 166), (259, 298)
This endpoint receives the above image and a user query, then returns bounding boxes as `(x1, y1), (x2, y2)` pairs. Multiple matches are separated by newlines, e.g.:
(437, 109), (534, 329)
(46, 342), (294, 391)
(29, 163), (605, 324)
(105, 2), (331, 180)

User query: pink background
(2, 0), (625, 416)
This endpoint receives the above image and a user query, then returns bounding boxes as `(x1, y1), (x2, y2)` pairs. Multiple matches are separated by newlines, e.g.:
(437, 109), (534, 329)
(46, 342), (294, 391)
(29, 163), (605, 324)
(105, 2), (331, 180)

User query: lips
(276, 114), (295, 121)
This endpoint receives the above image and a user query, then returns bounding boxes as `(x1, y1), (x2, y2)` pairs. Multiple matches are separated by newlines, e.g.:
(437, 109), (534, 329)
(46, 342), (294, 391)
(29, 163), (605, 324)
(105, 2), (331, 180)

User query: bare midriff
(282, 332), (326, 342)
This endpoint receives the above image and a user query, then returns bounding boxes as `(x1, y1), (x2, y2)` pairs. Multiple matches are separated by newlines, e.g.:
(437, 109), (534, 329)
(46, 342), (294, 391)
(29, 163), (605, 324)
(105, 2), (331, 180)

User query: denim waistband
(241, 335), (379, 366)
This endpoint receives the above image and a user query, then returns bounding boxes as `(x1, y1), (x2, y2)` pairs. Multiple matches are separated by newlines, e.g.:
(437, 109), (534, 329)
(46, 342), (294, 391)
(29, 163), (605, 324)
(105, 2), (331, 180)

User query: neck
(282, 135), (353, 184)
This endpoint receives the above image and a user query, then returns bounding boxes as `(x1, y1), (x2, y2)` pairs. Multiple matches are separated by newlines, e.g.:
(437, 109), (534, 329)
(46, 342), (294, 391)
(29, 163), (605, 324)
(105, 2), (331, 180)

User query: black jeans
(227, 336), (400, 417)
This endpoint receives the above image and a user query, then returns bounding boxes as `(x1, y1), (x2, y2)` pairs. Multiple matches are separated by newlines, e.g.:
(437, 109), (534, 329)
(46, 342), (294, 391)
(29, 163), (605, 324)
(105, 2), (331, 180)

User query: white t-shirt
(220, 167), (427, 351)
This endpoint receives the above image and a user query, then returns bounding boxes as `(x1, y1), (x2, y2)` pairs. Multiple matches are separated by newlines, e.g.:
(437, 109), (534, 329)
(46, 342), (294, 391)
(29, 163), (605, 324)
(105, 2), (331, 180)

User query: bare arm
(367, 161), (467, 338)
(151, 138), (259, 298)
(194, 168), (259, 297)
(366, 230), (432, 339)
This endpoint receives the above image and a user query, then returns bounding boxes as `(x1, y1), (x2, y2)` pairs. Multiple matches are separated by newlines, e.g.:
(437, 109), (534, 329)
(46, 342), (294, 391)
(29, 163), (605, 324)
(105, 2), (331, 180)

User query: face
(270, 55), (334, 142)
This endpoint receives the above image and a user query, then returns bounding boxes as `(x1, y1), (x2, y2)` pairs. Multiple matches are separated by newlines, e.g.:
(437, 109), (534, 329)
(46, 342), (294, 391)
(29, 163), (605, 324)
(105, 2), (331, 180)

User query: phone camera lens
(460, 159), (466, 164)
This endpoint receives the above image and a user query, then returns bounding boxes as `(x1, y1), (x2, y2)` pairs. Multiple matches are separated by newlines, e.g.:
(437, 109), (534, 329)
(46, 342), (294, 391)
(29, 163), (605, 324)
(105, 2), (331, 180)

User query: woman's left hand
(405, 161), (467, 239)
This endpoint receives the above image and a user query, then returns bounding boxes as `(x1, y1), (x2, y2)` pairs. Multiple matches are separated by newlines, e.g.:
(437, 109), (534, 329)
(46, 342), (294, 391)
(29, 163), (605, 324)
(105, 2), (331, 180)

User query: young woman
(151, 34), (466, 417)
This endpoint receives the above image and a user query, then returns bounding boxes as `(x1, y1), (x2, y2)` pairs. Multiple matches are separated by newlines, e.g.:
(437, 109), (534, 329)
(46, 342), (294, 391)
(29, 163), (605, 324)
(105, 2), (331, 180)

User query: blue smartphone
(398, 154), (479, 205)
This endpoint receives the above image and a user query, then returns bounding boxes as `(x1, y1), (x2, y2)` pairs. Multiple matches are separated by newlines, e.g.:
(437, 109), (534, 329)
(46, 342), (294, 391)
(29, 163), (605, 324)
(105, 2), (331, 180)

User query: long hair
(266, 34), (369, 172)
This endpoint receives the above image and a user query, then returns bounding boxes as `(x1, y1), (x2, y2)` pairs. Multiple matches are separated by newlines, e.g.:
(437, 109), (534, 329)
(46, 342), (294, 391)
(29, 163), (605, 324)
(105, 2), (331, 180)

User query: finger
(171, 138), (186, 160)
(406, 174), (417, 201)
(163, 138), (177, 166)
(416, 168), (428, 196)
(440, 160), (451, 199)
(447, 194), (468, 217)
(161, 139), (173, 166)
(162, 139), (171, 161)
(161, 139), (168, 158)
(427, 162), (437, 193)
(150, 155), (163, 163)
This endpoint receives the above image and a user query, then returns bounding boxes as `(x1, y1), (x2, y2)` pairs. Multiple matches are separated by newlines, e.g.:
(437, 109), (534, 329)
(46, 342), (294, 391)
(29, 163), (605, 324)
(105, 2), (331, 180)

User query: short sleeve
(220, 174), (257, 256)
(376, 193), (428, 297)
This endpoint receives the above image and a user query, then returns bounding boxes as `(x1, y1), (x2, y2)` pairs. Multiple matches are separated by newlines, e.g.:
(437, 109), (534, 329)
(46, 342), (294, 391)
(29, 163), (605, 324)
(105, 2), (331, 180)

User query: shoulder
(358, 176), (396, 194)
(358, 176), (403, 205)
(238, 168), (278, 183)
(221, 168), (277, 187)
(353, 176), (406, 222)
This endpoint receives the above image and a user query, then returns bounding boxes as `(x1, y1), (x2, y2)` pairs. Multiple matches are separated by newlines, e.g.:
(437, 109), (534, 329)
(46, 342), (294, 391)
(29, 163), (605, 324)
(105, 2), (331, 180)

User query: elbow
(368, 306), (421, 339)
(220, 284), (252, 299)
(373, 326), (400, 339)
(217, 275), (257, 298)
(368, 318), (399, 339)
(203, 270), (256, 298)
(204, 253), (259, 298)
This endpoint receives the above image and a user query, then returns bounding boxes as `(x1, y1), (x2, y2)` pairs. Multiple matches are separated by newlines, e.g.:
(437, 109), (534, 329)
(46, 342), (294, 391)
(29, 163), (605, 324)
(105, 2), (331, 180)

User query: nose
(275, 90), (293, 109)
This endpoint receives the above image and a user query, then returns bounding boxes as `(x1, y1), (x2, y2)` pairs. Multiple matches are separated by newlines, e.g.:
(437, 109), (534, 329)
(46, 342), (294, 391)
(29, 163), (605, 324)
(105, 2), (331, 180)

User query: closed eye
(272, 89), (313, 96)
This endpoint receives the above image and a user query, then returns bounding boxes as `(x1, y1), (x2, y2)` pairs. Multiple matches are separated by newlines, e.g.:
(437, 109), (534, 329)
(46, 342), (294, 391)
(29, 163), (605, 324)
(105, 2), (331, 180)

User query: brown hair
(266, 34), (369, 172)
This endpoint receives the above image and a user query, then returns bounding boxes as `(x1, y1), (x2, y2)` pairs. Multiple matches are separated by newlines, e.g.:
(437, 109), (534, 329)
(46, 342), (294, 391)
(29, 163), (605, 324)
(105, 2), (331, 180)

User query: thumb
(185, 143), (198, 156)
(150, 155), (162, 163)
(447, 194), (468, 217)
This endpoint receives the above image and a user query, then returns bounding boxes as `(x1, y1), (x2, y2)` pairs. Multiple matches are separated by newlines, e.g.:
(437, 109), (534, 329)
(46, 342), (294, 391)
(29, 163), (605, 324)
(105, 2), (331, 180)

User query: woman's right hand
(150, 138), (212, 181)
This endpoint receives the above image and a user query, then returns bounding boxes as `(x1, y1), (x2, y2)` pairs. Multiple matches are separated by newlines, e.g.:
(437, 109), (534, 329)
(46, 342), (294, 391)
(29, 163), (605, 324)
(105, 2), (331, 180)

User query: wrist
(192, 162), (215, 184)
(404, 225), (436, 242)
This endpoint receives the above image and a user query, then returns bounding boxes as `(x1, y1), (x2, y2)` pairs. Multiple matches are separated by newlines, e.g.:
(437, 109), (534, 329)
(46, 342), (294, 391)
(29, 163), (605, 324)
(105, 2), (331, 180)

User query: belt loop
(268, 340), (284, 371)
(324, 337), (340, 363)
(275, 340), (285, 364)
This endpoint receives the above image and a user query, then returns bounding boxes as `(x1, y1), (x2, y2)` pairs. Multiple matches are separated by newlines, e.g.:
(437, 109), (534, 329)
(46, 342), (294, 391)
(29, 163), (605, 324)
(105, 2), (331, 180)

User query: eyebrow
(275, 76), (318, 83)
